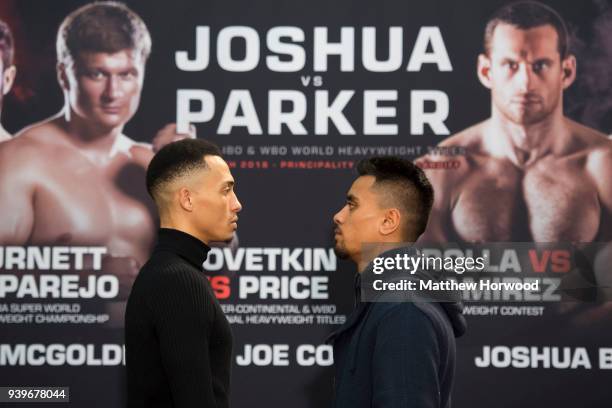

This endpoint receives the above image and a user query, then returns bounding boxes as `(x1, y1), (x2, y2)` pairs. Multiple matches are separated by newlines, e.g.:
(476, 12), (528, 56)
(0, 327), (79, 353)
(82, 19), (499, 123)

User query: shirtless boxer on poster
(0, 3), (191, 299)
(417, 2), (612, 304)
(0, 19), (16, 141)
(418, 1), (612, 245)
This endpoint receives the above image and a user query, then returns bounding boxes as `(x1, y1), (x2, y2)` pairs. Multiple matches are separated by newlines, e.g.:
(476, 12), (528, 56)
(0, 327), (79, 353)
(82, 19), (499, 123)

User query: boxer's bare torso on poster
(0, 116), (156, 266)
(419, 118), (612, 243)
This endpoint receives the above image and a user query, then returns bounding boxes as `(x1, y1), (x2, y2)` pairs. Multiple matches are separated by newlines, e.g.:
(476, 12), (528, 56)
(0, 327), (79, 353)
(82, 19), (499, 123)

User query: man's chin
(89, 117), (127, 132)
(91, 109), (135, 127)
(213, 234), (234, 244)
(333, 245), (350, 260)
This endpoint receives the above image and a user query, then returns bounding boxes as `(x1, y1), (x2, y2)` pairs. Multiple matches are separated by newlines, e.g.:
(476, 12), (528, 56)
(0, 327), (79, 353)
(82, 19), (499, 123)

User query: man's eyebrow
(223, 180), (235, 188)
(500, 57), (517, 63)
(533, 57), (554, 64)
(76, 65), (103, 72)
(120, 67), (139, 73)
(346, 193), (357, 203)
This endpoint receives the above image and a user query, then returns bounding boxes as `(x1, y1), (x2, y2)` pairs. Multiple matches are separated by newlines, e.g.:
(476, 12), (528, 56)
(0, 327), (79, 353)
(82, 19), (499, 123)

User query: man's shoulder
(137, 253), (206, 289)
(416, 121), (486, 163)
(566, 120), (612, 169)
(414, 123), (486, 193)
(564, 119), (607, 151)
(0, 119), (64, 169)
(365, 303), (442, 345)
(567, 119), (608, 141)
(586, 136), (612, 166)
(14, 115), (66, 144)
(372, 302), (458, 342)
(2, 117), (72, 158)
(440, 121), (487, 149)
(140, 251), (191, 274)
(369, 302), (428, 325)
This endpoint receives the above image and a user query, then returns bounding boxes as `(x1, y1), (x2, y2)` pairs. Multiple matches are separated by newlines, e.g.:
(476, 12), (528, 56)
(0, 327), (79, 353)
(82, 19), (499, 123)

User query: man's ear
(178, 187), (193, 212)
(379, 208), (401, 236)
(561, 54), (576, 90)
(57, 62), (69, 91)
(2, 65), (16, 96)
(477, 54), (492, 89)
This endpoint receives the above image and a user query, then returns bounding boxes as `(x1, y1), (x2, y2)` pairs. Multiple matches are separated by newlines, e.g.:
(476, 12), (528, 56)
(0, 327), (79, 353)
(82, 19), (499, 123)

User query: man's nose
(103, 75), (122, 100)
(333, 207), (345, 225)
(232, 194), (242, 213)
(515, 63), (534, 93)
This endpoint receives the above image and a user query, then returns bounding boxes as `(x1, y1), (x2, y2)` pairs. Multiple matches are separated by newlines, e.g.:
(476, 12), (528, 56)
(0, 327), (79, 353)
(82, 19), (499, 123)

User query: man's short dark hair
(484, 1), (569, 59)
(0, 19), (14, 70)
(357, 157), (434, 240)
(146, 139), (222, 203)
(57, 1), (152, 66)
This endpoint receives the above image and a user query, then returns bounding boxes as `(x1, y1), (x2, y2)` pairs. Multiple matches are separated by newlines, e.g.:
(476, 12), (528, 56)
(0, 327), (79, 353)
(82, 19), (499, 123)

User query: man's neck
(486, 106), (569, 167)
(60, 108), (127, 165)
(63, 107), (123, 150)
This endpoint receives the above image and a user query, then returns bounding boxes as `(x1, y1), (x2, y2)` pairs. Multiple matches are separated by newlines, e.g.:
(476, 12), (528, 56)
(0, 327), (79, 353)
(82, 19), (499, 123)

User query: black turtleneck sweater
(125, 228), (232, 408)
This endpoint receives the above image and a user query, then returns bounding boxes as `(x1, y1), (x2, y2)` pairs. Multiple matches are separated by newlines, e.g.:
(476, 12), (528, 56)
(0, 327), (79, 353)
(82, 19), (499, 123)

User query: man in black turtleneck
(125, 139), (242, 408)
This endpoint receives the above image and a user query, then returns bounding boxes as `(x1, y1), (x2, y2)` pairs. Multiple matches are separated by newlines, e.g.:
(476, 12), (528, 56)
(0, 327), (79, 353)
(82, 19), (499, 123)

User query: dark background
(0, 1), (611, 407)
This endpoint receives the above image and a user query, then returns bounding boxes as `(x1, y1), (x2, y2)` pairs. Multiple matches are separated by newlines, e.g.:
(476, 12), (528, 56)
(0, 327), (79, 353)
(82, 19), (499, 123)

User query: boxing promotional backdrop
(1, 0), (611, 407)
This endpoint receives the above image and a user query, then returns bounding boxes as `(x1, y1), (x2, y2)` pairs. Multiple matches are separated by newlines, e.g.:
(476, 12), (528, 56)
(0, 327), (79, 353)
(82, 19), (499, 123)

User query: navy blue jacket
(328, 255), (467, 408)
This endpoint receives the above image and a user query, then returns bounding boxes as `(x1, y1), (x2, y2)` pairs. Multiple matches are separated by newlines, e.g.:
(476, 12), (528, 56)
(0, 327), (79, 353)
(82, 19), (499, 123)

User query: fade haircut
(0, 19), (14, 70)
(484, 1), (570, 59)
(56, 1), (152, 66)
(357, 157), (434, 239)
(146, 139), (222, 206)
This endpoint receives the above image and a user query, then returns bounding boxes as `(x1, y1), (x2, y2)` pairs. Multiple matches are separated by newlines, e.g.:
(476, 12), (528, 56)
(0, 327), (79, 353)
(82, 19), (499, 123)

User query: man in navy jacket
(329, 157), (466, 408)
